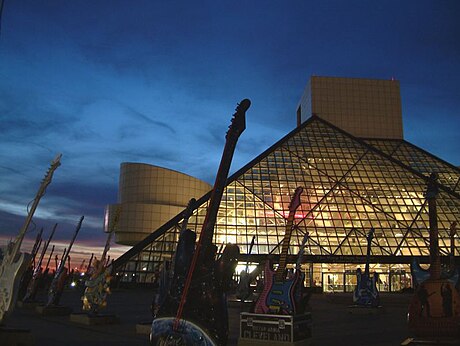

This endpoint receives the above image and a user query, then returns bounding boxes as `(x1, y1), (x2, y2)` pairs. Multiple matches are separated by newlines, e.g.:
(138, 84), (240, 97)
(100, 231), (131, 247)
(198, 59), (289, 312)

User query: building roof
(113, 115), (460, 281)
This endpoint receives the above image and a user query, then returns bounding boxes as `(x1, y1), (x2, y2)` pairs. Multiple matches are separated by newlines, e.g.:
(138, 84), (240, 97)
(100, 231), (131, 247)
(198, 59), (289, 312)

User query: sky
(1, 1), (459, 267)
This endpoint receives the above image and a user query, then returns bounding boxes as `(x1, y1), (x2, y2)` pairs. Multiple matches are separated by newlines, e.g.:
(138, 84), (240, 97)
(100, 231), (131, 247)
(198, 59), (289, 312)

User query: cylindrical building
(105, 163), (211, 245)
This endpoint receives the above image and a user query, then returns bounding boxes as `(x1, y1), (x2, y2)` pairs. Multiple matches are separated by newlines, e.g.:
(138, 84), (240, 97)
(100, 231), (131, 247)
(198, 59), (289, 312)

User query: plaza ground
(5, 287), (417, 345)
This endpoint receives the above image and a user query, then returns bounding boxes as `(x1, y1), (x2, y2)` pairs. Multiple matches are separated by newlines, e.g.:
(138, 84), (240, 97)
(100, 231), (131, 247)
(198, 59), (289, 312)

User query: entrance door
(322, 272), (344, 293)
(390, 270), (409, 292)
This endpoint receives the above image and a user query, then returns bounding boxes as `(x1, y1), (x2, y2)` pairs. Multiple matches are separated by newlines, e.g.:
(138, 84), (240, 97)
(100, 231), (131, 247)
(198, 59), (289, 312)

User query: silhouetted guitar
(47, 216), (83, 307)
(254, 186), (303, 315)
(235, 235), (256, 301)
(151, 198), (196, 318)
(353, 228), (380, 307)
(294, 231), (310, 312)
(23, 223), (58, 302)
(151, 99), (250, 345)
(0, 154), (61, 324)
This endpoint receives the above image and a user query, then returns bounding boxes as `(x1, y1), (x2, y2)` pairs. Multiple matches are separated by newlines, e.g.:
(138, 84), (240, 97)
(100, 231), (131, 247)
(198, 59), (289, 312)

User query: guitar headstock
(183, 198), (197, 220)
(288, 187), (303, 213)
(42, 153), (62, 187)
(226, 99), (250, 140)
(300, 231), (310, 246)
(367, 227), (375, 242)
(425, 172), (439, 199)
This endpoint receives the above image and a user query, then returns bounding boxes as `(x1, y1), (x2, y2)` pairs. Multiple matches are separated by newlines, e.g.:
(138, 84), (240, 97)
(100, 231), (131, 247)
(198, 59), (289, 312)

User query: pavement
(5, 287), (418, 345)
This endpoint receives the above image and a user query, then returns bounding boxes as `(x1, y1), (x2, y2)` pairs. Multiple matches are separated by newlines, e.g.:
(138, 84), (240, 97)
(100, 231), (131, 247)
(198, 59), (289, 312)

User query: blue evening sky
(1, 1), (459, 261)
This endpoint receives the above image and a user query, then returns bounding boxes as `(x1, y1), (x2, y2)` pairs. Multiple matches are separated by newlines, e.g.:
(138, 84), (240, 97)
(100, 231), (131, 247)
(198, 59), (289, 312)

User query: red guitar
(254, 187), (303, 315)
(151, 99), (250, 345)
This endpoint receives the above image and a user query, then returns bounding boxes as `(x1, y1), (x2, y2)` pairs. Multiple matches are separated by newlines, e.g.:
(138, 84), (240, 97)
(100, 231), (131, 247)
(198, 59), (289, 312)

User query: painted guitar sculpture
(23, 223), (58, 302)
(353, 228), (380, 307)
(47, 216), (83, 307)
(408, 173), (460, 336)
(82, 207), (121, 314)
(254, 186), (303, 315)
(151, 99), (250, 345)
(294, 231), (311, 313)
(411, 222), (460, 288)
(0, 154), (62, 324)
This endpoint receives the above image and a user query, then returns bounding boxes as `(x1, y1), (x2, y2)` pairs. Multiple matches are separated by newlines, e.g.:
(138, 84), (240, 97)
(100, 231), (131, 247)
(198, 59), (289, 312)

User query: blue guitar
(254, 187), (303, 315)
(353, 228), (380, 307)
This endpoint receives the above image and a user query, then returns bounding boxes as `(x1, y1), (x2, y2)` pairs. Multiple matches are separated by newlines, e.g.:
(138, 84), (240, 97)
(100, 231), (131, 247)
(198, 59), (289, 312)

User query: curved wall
(105, 163), (211, 246)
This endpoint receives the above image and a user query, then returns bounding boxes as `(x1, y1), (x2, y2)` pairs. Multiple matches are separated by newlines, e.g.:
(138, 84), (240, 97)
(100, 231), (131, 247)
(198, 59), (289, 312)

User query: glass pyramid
(112, 116), (460, 287)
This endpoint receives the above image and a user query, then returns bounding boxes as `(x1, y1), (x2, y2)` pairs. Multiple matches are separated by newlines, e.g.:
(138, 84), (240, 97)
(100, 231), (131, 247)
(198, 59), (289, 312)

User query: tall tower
(297, 76), (403, 139)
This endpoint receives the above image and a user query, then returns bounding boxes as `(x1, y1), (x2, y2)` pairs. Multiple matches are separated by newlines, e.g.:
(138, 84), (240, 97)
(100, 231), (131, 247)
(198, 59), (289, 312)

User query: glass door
(322, 272), (344, 292)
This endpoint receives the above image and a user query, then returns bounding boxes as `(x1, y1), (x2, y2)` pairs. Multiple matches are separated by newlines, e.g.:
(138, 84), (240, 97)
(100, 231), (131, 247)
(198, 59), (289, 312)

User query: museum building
(108, 76), (460, 293)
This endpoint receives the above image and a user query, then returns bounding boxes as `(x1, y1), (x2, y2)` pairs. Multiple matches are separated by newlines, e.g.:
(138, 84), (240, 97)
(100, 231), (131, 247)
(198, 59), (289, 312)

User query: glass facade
(112, 115), (460, 292)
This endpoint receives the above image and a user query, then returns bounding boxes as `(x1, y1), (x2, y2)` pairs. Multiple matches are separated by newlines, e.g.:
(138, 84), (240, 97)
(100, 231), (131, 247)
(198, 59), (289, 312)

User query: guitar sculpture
(352, 228), (380, 307)
(0, 154), (62, 324)
(82, 207), (121, 314)
(411, 222), (459, 288)
(408, 173), (460, 337)
(152, 198), (197, 318)
(47, 216), (83, 307)
(151, 99), (250, 346)
(23, 223), (58, 302)
(254, 186), (304, 315)
(294, 231), (312, 314)
(17, 227), (43, 301)
(235, 235), (256, 301)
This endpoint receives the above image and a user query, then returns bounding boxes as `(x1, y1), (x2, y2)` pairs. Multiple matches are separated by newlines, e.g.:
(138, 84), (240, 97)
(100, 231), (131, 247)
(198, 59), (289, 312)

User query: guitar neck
(174, 99), (249, 329)
(10, 155), (61, 263)
(34, 224), (57, 274)
(196, 100), (249, 263)
(274, 186), (303, 282)
(199, 138), (240, 255)
(275, 213), (296, 281)
(364, 230), (374, 276)
(244, 236), (256, 272)
(56, 216), (83, 276)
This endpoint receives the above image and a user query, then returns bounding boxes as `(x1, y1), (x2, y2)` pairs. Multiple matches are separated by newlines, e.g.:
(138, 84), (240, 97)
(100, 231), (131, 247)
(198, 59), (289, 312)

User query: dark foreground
(6, 288), (415, 345)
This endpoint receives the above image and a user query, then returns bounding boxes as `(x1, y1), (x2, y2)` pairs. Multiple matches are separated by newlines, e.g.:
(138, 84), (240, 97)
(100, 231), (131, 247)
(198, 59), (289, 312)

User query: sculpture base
(238, 312), (312, 345)
(17, 300), (40, 309)
(401, 337), (460, 345)
(348, 305), (385, 314)
(70, 312), (119, 325)
(0, 326), (34, 346)
(136, 321), (152, 334)
(36, 304), (72, 316)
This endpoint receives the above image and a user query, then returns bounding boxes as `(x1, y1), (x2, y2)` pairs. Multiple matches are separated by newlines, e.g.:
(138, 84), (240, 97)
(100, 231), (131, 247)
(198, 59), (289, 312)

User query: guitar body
(353, 269), (379, 307)
(254, 261), (300, 315)
(254, 187), (304, 316)
(151, 100), (249, 345)
(236, 270), (252, 301)
(153, 240), (239, 345)
(0, 252), (31, 323)
(408, 279), (460, 337)
(154, 229), (196, 317)
(82, 262), (112, 314)
(411, 258), (460, 288)
(47, 267), (68, 306)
